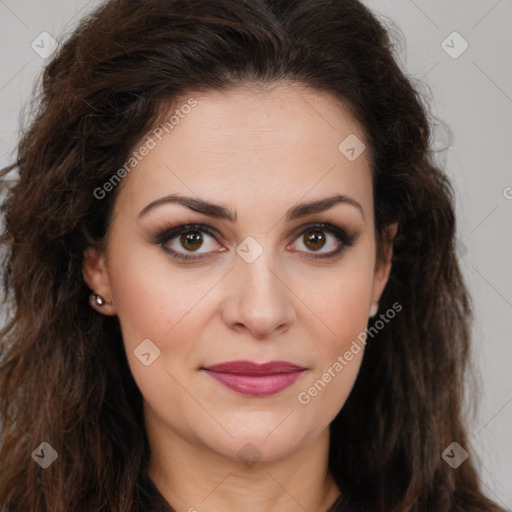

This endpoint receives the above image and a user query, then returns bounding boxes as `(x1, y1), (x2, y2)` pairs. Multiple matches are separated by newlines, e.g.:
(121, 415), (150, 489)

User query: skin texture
(83, 82), (397, 512)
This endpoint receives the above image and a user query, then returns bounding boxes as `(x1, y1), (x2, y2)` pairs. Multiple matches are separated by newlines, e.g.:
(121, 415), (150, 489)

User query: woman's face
(83, 82), (395, 463)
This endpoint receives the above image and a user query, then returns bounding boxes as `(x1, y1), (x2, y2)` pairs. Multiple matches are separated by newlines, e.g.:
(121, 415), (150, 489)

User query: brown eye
(156, 222), (355, 262)
(158, 225), (222, 260)
(289, 223), (357, 259)
(180, 231), (203, 251)
(303, 230), (326, 251)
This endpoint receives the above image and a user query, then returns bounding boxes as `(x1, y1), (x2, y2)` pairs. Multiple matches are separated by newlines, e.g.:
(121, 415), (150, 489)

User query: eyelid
(151, 223), (222, 245)
(151, 221), (357, 261)
(288, 222), (357, 259)
(151, 223), (224, 261)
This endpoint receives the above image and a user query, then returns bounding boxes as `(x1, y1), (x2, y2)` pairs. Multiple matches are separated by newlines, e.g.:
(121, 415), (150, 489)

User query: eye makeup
(149, 221), (359, 262)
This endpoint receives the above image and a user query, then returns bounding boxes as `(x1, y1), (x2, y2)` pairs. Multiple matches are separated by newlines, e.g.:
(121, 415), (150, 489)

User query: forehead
(113, 82), (373, 222)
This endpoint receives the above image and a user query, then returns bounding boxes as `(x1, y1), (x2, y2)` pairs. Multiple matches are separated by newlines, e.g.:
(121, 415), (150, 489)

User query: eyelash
(152, 222), (357, 262)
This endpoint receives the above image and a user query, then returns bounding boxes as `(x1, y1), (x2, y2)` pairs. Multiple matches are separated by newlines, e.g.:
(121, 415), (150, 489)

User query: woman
(0, 0), (505, 510)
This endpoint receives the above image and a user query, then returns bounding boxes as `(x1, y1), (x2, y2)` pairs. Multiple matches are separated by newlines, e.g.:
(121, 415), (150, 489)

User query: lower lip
(202, 370), (305, 397)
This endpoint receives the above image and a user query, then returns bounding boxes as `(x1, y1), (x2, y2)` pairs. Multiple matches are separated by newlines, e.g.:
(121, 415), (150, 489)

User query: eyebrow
(138, 193), (365, 223)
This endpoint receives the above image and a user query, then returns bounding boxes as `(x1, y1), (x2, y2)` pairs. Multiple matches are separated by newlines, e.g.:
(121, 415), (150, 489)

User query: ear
(371, 222), (399, 306)
(82, 246), (116, 316)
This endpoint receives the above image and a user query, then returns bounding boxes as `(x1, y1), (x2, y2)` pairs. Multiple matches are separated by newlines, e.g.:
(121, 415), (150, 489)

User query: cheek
(294, 254), (374, 416)
(322, 284), (370, 340)
(106, 238), (218, 384)
(106, 242), (207, 421)
(305, 256), (375, 353)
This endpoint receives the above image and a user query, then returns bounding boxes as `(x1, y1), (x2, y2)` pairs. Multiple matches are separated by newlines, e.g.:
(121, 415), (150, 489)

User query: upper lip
(202, 360), (305, 375)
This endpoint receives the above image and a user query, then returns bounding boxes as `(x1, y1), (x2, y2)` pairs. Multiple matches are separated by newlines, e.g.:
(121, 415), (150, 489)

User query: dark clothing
(135, 472), (356, 511)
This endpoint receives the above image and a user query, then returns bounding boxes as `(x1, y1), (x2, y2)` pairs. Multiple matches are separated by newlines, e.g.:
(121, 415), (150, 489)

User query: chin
(201, 415), (315, 464)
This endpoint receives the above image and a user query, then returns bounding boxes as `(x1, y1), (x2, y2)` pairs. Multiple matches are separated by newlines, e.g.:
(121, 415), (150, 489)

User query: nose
(220, 249), (296, 339)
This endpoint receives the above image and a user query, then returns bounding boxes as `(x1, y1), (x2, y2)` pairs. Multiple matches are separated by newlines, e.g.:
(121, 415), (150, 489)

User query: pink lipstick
(202, 360), (306, 397)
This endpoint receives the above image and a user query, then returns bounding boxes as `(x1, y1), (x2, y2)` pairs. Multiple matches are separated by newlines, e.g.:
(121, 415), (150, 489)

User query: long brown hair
(0, 0), (504, 510)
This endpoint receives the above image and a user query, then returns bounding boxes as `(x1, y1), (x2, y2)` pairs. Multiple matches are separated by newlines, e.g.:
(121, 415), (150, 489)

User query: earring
(89, 293), (109, 306)
(369, 303), (379, 318)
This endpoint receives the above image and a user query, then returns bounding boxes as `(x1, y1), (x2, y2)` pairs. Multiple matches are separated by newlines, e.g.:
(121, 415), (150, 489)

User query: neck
(144, 403), (342, 512)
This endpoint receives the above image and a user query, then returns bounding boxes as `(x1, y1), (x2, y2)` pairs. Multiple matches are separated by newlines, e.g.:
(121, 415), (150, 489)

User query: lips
(202, 360), (306, 397)
(203, 360), (305, 375)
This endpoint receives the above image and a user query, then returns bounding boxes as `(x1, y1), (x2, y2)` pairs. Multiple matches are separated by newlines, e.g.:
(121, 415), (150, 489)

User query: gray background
(0, 0), (510, 507)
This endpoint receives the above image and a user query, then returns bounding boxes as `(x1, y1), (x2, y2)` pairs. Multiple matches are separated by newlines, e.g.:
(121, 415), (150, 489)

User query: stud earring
(89, 293), (109, 306)
(369, 302), (379, 318)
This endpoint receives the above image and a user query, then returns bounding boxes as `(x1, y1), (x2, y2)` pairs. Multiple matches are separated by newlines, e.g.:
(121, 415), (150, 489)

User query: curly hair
(0, 0), (504, 510)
